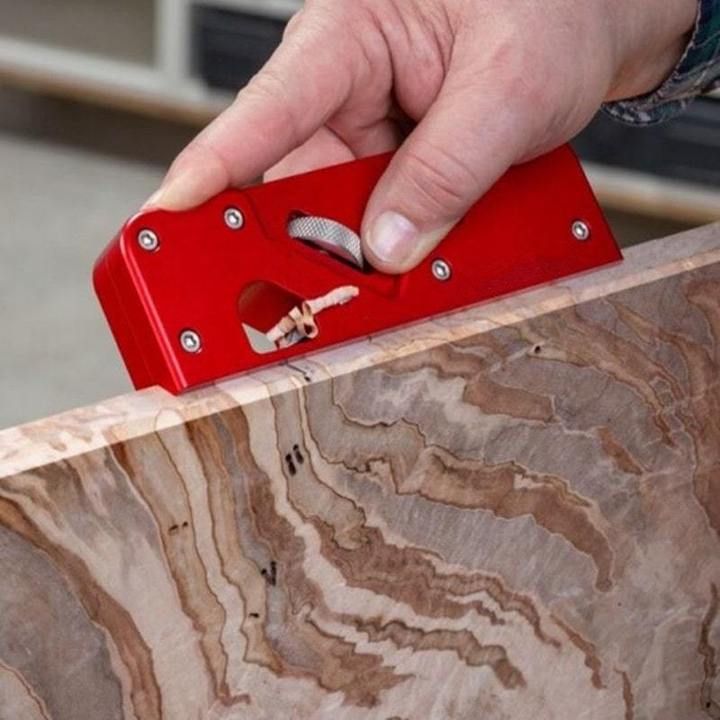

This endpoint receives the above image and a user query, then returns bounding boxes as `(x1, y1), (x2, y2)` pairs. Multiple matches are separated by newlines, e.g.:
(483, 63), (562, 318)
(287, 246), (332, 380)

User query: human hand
(148, 0), (697, 273)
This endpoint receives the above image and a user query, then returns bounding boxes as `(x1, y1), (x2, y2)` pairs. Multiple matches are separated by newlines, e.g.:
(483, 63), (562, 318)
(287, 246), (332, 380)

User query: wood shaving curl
(266, 286), (360, 349)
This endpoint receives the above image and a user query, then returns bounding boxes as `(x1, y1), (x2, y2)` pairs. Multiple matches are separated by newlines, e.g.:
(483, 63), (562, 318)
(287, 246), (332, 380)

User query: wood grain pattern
(1, 225), (720, 720)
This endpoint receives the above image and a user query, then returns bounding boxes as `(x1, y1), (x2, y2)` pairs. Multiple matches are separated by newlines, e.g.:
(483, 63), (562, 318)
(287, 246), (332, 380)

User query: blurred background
(0, 0), (718, 429)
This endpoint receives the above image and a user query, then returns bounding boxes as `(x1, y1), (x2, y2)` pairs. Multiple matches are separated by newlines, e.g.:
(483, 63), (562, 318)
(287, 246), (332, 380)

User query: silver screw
(432, 259), (452, 282)
(179, 330), (202, 354)
(137, 229), (159, 252)
(572, 220), (591, 241)
(224, 207), (245, 230)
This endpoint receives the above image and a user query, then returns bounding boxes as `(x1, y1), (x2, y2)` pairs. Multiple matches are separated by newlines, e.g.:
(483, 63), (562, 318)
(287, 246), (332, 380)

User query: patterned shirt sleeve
(604, 0), (720, 125)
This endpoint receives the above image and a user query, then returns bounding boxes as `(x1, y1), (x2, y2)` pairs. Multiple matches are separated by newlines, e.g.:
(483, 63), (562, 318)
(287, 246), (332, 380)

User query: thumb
(362, 80), (529, 274)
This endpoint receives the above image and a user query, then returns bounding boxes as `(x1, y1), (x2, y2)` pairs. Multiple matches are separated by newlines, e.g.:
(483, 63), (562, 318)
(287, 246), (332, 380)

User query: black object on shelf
(572, 97), (720, 188)
(193, 5), (286, 92)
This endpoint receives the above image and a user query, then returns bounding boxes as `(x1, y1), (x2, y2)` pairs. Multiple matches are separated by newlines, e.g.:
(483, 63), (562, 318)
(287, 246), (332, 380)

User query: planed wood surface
(1, 224), (720, 720)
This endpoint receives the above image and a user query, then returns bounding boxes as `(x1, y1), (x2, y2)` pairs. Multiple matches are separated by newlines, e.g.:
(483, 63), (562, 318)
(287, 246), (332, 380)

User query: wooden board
(1, 224), (720, 720)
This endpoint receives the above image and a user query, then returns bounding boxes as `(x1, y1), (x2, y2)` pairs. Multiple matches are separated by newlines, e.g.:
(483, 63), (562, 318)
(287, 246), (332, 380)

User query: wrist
(606, 0), (698, 101)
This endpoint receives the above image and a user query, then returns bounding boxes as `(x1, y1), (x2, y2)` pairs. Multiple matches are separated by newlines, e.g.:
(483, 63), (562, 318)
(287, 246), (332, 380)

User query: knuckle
(400, 143), (480, 216)
(482, 36), (555, 121)
(241, 69), (304, 146)
(506, 71), (555, 125)
(245, 65), (290, 100)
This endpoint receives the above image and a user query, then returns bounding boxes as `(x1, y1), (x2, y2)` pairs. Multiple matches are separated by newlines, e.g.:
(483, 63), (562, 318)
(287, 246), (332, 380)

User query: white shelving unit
(0, 0), (301, 122)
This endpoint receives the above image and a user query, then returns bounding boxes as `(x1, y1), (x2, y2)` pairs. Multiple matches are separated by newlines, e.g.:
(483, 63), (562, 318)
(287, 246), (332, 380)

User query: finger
(148, 9), (356, 209)
(325, 102), (408, 158)
(265, 114), (405, 181)
(264, 127), (355, 182)
(361, 74), (533, 274)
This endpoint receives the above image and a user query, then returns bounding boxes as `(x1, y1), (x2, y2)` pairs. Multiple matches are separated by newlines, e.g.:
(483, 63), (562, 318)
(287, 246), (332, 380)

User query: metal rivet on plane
(137, 229), (160, 252)
(180, 330), (202, 354)
(224, 207), (245, 230)
(572, 220), (591, 241)
(432, 259), (452, 282)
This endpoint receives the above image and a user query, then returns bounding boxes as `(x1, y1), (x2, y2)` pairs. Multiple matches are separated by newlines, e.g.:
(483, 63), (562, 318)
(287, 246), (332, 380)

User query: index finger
(149, 9), (356, 209)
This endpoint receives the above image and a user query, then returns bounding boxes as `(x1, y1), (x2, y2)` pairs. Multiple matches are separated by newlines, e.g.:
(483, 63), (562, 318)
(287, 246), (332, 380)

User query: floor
(0, 86), (694, 430)
(0, 87), (197, 429)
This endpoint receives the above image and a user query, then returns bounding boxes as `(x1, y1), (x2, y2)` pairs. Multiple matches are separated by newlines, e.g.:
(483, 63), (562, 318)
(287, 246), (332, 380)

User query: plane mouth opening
(238, 281), (360, 355)
(238, 281), (304, 355)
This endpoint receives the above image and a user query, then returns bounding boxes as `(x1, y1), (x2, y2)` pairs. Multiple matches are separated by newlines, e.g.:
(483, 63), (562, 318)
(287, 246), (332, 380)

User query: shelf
(0, 36), (227, 124)
(0, 0), (156, 65)
(197, 0), (301, 20)
(585, 163), (720, 225)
